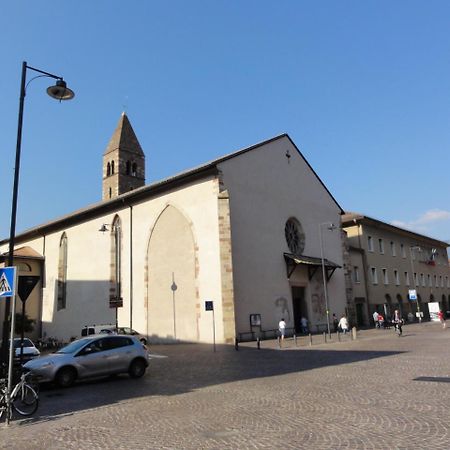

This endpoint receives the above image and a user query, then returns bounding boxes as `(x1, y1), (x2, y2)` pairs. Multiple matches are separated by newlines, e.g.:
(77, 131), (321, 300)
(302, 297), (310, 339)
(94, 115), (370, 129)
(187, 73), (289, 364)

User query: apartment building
(342, 212), (450, 327)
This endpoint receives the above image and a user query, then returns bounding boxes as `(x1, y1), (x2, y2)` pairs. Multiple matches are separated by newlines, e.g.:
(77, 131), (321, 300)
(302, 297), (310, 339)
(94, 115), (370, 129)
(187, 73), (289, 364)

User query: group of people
(373, 309), (404, 335)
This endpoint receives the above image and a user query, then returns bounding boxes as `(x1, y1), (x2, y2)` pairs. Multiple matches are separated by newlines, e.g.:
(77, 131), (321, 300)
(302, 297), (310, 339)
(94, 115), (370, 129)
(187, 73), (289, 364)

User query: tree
(14, 313), (35, 335)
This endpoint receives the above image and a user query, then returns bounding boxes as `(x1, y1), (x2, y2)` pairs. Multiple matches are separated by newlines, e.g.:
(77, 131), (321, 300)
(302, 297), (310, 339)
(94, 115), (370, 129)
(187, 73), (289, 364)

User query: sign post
(0, 267), (18, 425)
(205, 301), (215, 352)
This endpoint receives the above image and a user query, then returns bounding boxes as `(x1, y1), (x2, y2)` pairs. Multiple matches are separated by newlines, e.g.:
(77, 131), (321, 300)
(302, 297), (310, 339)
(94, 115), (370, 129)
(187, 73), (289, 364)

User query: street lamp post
(1, 62), (74, 374)
(319, 222), (337, 337)
(409, 246), (422, 323)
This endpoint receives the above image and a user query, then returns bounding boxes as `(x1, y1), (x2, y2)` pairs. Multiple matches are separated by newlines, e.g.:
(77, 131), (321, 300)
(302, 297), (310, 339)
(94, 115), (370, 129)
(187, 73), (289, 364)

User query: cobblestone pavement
(1, 322), (450, 449)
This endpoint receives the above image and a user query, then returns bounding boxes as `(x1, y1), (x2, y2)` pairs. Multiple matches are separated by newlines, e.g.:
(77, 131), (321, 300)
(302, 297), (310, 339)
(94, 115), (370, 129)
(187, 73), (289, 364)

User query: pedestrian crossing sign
(0, 267), (16, 297)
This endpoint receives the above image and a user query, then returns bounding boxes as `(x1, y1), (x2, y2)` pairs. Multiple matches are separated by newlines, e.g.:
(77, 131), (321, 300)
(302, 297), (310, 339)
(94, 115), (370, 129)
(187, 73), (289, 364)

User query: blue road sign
(0, 267), (16, 297)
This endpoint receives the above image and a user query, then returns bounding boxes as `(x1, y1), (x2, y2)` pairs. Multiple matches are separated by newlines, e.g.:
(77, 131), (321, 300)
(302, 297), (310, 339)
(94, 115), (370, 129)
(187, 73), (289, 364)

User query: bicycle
(0, 371), (39, 420)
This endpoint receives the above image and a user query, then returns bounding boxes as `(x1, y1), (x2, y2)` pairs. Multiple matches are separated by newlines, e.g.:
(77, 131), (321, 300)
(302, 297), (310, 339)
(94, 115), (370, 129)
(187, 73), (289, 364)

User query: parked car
(0, 338), (40, 364)
(81, 325), (148, 345)
(24, 334), (149, 387)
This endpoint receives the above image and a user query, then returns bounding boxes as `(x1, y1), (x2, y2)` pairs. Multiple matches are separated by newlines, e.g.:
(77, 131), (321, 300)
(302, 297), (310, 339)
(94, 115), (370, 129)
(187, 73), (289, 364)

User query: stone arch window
(109, 187), (112, 199)
(107, 162), (111, 177)
(111, 160), (115, 175)
(110, 216), (122, 310)
(57, 233), (68, 311)
(126, 161), (131, 175)
(132, 163), (137, 177)
(284, 217), (305, 254)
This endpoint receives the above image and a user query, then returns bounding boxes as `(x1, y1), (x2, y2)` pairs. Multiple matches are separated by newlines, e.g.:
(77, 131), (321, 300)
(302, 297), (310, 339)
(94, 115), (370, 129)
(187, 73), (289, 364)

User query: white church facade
(0, 114), (347, 344)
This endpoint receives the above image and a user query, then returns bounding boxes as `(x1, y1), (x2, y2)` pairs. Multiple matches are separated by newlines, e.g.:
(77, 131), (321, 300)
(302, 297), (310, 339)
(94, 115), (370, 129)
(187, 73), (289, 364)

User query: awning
(283, 252), (341, 280)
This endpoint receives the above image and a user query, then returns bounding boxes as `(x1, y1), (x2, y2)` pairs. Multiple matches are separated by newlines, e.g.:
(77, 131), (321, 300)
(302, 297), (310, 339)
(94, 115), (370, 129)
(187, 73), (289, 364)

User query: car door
(75, 338), (111, 378)
(101, 336), (135, 373)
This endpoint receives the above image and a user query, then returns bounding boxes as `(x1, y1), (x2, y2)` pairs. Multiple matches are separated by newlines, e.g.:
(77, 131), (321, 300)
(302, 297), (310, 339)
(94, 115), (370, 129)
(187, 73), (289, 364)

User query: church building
(0, 114), (347, 344)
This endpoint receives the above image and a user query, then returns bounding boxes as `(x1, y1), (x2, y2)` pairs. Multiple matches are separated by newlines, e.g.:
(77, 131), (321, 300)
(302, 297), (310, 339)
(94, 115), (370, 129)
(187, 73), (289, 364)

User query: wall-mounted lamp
(99, 224), (109, 233)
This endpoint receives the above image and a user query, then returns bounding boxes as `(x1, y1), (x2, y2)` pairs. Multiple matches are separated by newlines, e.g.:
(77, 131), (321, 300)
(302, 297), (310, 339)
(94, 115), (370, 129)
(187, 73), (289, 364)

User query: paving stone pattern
(1, 322), (450, 449)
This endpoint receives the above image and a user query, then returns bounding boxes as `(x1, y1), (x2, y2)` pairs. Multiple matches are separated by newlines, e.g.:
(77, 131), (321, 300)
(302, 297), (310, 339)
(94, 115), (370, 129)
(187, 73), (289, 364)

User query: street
(1, 322), (450, 449)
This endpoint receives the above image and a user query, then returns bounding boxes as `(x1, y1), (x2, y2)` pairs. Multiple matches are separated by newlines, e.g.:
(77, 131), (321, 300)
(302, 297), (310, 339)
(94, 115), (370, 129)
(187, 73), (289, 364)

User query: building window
(434, 275), (438, 287)
(284, 218), (305, 254)
(107, 162), (111, 177)
(404, 271), (410, 286)
(57, 233), (68, 311)
(421, 273), (425, 287)
(382, 268), (388, 285)
(111, 160), (115, 174)
(428, 274), (432, 287)
(126, 161), (131, 175)
(109, 187), (112, 199)
(414, 273), (418, 286)
(368, 236), (374, 252)
(440, 276), (443, 288)
(371, 267), (378, 284)
(132, 163), (137, 176)
(353, 266), (360, 283)
(401, 244), (406, 258)
(394, 270), (400, 286)
(379, 239), (384, 254)
(391, 241), (396, 257)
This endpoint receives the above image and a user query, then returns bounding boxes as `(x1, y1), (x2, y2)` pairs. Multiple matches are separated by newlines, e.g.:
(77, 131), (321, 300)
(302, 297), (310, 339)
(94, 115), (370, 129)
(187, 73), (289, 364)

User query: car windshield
(56, 338), (91, 354)
(13, 339), (34, 348)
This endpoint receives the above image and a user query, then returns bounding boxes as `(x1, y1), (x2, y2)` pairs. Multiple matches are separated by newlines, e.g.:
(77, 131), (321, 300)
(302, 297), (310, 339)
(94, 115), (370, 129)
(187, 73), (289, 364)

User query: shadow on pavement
(14, 344), (404, 426)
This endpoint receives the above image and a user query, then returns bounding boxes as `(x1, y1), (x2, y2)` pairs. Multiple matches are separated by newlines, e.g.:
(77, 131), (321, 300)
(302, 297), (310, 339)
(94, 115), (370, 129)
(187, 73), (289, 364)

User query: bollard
(337, 331), (341, 342)
(235, 338), (239, 351)
(323, 331), (326, 343)
(309, 333), (313, 347)
(294, 334), (297, 347)
(352, 327), (357, 340)
(277, 335), (281, 349)
(257, 337), (261, 350)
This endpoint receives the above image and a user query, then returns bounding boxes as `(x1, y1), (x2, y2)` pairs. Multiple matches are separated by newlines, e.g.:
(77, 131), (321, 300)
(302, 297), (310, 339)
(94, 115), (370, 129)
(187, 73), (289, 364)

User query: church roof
(2, 133), (343, 245)
(103, 112), (144, 156)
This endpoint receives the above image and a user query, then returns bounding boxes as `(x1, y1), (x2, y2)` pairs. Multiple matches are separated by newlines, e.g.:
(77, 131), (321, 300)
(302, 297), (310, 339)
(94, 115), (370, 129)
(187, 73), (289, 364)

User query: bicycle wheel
(11, 384), (38, 416)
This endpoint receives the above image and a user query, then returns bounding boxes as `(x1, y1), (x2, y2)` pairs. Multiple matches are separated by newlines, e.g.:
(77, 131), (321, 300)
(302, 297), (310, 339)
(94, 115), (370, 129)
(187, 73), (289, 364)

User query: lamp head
(98, 224), (109, 233)
(47, 79), (75, 101)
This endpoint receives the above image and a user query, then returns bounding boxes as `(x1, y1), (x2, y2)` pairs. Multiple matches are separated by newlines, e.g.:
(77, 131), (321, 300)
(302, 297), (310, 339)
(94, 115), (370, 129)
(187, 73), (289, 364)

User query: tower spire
(102, 113), (145, 200)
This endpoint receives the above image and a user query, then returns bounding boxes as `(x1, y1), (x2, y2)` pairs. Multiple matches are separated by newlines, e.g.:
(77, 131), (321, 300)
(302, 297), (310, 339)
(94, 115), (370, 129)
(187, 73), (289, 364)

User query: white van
(81, 324), (147, 345)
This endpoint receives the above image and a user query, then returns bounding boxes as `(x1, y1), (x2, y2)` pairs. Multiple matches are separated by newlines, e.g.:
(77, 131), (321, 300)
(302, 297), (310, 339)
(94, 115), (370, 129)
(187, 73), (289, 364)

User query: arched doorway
(396, 294), (403, 316)
(146, 205), (198, 342)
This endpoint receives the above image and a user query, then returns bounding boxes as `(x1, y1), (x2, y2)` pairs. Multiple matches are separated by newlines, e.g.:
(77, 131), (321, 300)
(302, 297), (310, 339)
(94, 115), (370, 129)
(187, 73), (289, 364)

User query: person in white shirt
(278, 318), (286, 346)
(373, 311), (380, 328)
(338, 315), (349, 334)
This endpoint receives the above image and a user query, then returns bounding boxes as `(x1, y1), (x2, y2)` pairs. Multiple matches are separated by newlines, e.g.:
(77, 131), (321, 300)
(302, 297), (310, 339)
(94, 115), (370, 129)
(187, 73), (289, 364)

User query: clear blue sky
(1, 1), (450, 242)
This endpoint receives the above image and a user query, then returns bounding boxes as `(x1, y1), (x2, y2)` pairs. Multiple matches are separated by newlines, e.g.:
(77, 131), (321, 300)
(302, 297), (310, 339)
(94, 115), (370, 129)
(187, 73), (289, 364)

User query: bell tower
(102, 112), (145, 200)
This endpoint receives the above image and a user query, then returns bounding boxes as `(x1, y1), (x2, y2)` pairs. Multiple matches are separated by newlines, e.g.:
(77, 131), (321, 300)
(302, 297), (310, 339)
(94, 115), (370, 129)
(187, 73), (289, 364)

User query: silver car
(24, 335), (149, 387)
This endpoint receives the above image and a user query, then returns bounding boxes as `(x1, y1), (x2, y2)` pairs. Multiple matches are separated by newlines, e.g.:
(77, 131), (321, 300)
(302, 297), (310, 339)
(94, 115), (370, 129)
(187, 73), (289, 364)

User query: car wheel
(140, 338), (147, 346)
(129, 359), (146, 378)
(55, 367), (77, 388)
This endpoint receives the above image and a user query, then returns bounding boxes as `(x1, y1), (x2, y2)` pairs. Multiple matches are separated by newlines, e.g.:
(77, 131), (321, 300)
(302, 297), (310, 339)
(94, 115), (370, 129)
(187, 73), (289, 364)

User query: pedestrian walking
(300, 316), (309, 334)
(278, 318), (286, 347)
(373, 311), (380, 328)
(438, 310), (446, 329)
(332, 313), (339, 332)
(338, 315), (349, 334)
(393, 309), (403, 336)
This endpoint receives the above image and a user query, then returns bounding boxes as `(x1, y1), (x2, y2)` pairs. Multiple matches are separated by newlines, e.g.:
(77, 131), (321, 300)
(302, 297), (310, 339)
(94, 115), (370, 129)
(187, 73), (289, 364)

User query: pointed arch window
(111, 160), (115, 174)
(126, 161), (131, 175)
(132, 163), (137, 177)
(107, 162), (111, 177)
(57, 233), (68, 311)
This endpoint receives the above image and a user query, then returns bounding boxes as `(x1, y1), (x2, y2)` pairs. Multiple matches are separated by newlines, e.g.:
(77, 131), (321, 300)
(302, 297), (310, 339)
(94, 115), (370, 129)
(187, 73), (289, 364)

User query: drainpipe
(355, 220), (371, 325)
(129, 204), (133, 329)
